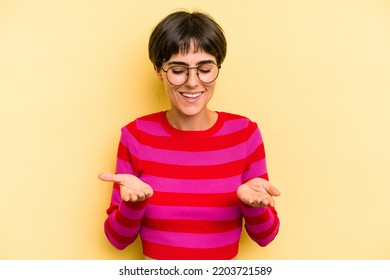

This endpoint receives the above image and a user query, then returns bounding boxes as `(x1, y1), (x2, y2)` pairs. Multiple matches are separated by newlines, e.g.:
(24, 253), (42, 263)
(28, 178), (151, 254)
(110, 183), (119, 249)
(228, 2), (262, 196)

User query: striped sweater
(104, 111), (280, 259)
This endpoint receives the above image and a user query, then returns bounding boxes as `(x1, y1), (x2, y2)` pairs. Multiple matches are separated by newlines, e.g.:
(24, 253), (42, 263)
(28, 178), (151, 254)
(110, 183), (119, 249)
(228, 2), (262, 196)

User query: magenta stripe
(137, 119), (171, 136)
(255, 225), (280, 246)
(108, 215), (140, 235)
(110, 188), (122, 205)
(214, 119), (249, 136)
(144, 205), (241, 221)
(121, 127), (139, 154)
(122, 118), (262, 167)
(140, 227), (242, 248)
(104, 227), (128, 250)
(138, 141), (247, 166)
(142, 174), (242, 194)
(245, 215), (275, 233)
(242, 158), (267, 181)
(116, 158), (134, 174)
(247, 128), (263, 154)
(246, 127), (263, 148)
(119, 201), (146, 219)
(241, 204), (268, 217)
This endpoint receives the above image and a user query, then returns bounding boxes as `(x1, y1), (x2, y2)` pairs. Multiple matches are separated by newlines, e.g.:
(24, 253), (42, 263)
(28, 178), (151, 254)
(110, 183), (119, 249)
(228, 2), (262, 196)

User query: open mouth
(180, 92), (203, 99)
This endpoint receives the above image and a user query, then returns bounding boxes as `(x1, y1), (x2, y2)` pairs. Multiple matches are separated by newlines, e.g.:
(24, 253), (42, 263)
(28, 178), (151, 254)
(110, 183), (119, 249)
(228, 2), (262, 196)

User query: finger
(264, 196), (275, 207)
(268, 185), (281, 196)
(248, 181), (271, 193)
(144, 188), (154, 197)
(119, 188), (130, 202)
(137, 192), (146, 201)
(253, 192), (276, 206)
(261, 184), (281, 197)
(130, 193), (140, 202)
(257, 196), (268, 204)
(98, 173), (119, 183)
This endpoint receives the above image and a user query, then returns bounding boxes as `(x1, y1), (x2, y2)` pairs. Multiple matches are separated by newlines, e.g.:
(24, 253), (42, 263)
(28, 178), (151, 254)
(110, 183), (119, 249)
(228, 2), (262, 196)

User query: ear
(155, 68), (164, 82)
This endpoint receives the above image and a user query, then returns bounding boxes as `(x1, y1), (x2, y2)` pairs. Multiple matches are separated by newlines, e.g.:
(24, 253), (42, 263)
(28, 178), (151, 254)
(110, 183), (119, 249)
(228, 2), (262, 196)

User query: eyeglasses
(161, 62), (220, 86)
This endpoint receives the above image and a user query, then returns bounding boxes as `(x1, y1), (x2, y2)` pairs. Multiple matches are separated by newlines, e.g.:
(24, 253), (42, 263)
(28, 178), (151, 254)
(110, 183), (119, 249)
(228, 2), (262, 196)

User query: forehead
(166, 47), (216, 65)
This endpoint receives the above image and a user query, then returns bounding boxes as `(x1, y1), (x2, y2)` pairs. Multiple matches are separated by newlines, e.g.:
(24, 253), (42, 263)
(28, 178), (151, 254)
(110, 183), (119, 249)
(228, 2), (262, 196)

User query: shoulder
(219, 112), (259, 129)
(136, 111), (164, 122)
(121, 111), (170, 139)
(122, 111), (164, 129)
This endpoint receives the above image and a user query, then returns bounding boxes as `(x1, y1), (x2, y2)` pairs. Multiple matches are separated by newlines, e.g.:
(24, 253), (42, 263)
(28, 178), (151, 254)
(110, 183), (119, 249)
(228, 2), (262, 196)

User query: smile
(180, 92), (203, 99)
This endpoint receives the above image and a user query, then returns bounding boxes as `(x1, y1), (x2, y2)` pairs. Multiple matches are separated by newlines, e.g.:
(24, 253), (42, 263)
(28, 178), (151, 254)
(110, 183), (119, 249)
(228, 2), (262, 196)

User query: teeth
(181, 92), (201, 98)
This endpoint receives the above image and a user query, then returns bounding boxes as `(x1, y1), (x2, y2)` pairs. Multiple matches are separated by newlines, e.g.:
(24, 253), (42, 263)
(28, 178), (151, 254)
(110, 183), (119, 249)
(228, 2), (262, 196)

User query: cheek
(205, 84), (216, 95)
(164, 83), (179, 99)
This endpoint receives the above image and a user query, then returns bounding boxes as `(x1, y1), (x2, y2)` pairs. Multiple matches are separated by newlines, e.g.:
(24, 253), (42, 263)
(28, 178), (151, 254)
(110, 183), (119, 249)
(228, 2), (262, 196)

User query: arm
(238, 178), (281, 246)
(100, 126), (153, 250)
(237, 123), (281, 246)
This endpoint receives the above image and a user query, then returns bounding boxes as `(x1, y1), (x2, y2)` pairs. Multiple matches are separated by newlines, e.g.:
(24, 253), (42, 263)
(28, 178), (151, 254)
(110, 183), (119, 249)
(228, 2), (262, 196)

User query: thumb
(265, 184), (281, 197)
(98, 172), (120, 183)
(250, 181), (281, 197)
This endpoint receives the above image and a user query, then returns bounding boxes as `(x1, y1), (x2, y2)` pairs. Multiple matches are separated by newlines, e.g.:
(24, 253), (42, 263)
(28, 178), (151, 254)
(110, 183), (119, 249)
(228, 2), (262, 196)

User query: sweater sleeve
(104, 125), (146, 250)
(241, 122), (280, 247)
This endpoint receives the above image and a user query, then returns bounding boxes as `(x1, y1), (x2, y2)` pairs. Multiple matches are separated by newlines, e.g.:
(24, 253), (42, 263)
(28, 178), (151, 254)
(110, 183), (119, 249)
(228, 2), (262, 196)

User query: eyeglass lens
(165, 63), (219, 86)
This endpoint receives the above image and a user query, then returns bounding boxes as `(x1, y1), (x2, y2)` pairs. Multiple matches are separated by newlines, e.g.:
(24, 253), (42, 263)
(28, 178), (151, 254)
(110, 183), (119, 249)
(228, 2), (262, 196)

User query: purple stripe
(145, 205), (241, 221)
(140, 227), (242, 248)
(142, 174), (242, 194)
(138, 141), (247, 166)
(137, 119), (171, 136)
(214, 118), (249, 136)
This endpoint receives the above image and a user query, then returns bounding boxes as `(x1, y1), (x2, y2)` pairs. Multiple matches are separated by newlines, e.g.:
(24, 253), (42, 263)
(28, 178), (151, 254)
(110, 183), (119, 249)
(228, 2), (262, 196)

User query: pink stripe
(107, 215), (140, 236)
(145, 205), (241, 221)
(247, 128), (263, 154)
(241, 204), (268, 217)
(116, 158), (134, 174)
(140, 227), (242, 248)
(119, 201), (146, 219)
(121, 127), (139, 155)
(110, 188), (122, 206)
(245, 215), (275, 233)
(138, 141), (247, 166)
(104, 227), (128, 250)
(243, 158), (267, 181)
(137, 119), (171, 136)
(256, 225), (280, 247)
(121, 117), (263, 167)
(142, 174), (242, 194)
(214, 119), (249, 136)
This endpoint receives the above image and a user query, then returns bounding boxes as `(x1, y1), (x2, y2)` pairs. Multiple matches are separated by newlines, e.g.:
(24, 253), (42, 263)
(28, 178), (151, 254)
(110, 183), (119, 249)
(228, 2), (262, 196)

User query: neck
(166, 109), (217, 131)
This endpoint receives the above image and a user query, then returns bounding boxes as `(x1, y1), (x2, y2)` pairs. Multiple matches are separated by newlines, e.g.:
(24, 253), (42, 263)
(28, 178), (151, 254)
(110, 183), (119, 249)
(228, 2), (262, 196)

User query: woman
(99, 10), (281, 260)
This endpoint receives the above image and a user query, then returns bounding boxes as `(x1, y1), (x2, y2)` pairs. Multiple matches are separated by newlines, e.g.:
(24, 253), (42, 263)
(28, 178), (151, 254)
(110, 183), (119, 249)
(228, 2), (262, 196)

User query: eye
(198, 64), (214, 73)
(170, 67), (187, 75)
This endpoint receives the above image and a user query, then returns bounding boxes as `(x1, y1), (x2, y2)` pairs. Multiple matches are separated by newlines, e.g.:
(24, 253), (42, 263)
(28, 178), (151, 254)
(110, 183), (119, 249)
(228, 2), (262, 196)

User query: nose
(185, 68), (200, 87)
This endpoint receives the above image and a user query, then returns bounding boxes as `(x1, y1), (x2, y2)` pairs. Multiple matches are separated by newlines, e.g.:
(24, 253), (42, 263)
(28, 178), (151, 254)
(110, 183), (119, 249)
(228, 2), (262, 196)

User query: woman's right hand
(98, 173), (153, 202)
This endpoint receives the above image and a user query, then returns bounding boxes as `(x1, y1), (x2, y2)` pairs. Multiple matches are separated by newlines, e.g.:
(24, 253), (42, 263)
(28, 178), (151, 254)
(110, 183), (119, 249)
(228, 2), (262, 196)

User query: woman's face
(158, 44), (218, 119)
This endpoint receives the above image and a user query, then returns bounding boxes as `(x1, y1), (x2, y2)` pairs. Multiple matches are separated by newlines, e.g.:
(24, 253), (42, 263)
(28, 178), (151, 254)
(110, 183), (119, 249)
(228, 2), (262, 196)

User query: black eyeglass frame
(161, 62), (221, 86)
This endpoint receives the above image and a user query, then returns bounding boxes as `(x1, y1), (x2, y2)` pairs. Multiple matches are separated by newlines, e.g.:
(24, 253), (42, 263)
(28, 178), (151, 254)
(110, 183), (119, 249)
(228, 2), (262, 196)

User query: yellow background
(1, 0), (389, 259)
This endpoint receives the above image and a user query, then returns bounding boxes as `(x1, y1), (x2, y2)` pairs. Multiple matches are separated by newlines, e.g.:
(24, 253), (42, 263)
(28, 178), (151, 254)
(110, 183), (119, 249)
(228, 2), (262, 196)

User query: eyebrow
(167, 60), (216, 67)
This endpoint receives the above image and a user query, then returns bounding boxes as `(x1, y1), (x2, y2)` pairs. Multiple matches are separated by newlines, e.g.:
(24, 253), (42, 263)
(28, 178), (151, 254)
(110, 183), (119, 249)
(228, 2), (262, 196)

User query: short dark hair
(148, 11), (227, 70)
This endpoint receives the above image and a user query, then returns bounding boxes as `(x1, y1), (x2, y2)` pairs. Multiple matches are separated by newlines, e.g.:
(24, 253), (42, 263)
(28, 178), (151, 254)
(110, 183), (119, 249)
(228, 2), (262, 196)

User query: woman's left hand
(237, 178), (281, 207)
